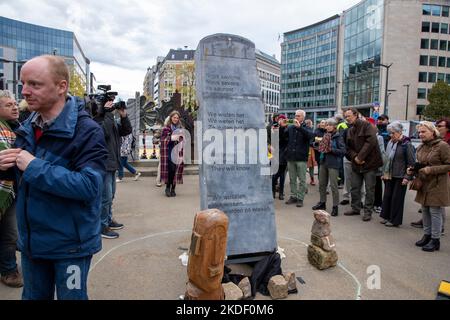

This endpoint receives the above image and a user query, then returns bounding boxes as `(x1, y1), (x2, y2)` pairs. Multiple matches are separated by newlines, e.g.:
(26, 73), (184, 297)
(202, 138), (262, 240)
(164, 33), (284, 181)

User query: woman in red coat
(160, 111), (185, 197)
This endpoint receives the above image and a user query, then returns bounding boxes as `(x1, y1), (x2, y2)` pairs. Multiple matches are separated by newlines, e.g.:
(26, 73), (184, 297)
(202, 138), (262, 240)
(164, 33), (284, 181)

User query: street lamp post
(379, 62), (393, 117)
(403, 84), (410, 120)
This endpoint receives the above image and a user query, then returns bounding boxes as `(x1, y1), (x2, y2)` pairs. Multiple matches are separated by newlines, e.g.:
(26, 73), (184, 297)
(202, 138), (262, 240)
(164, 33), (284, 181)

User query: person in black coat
(93, 102), (132, 239)
(284, 110), (315, 207)
(271, 114), (289, 200)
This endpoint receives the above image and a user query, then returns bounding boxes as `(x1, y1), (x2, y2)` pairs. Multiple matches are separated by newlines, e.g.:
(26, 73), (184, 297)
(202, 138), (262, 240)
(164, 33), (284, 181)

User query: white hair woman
(312, 117), (346, 216)
(410, 121), (450, 252)
(380, 121), (415, 227)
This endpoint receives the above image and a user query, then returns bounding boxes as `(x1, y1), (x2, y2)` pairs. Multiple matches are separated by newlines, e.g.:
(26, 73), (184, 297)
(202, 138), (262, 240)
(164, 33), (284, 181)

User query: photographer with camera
(410, 121), (450, 252)
(92, 88), (132, 239)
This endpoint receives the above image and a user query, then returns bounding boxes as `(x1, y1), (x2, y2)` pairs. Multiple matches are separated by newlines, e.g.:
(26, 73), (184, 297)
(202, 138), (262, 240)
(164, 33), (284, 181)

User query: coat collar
(16, 96), (78, 143)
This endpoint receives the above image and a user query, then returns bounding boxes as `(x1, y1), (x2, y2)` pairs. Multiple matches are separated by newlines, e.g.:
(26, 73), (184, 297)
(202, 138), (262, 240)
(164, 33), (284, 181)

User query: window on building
(447, 74), (450, 84)
(417, 105), (426, 115)
(443, 6), (449, 17)
(422, 22), (430, 32)
(419, 72), (427, 82)
(432, 22), (440, 33)
(420, 55), (428, 66)
(439, 57), (446, 67)
(421, 38), (429, 49)
(447, 57), (450, 68)
(431, 5), (441, 16)
(423, 4), (431, 15)
(428, 72), (437, 82)
(441, 23), (448, 34)
(440, 40), (448, 51)
(429, 56), (437, 66)
(418, 88), (427, 99)
(431, 39), (439, 50)
(438, 73), (445, 81)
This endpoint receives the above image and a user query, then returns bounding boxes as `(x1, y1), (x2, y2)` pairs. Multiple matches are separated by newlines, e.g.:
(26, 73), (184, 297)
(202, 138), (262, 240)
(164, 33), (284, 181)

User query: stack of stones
(307, 210), (338, 270)
(222, 273), (298, 300)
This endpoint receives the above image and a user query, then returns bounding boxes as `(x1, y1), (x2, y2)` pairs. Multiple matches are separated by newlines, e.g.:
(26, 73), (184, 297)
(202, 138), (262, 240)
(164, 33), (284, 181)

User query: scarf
(318, 133), (332, 153)
(0, 120), (16, 220)
(383, 139), (399, 180)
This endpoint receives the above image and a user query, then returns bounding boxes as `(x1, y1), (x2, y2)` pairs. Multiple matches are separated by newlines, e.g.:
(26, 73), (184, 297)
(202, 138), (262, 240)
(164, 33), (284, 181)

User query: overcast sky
(0, 0), (360, 99)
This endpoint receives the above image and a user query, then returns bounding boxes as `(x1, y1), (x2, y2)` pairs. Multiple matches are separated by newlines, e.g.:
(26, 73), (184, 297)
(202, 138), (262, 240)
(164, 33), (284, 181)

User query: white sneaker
(156, 182), (162, 187)
(134, 172), (141, 181)
(116, 178), (122, 183)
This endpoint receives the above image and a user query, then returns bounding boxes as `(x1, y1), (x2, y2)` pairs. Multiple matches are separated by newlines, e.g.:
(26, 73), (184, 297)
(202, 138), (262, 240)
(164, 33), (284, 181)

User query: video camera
(87, 85), (126, 117)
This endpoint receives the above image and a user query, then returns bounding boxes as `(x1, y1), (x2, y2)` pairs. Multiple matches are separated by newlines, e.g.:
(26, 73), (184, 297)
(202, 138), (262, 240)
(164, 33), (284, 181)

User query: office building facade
(281, 15), (340, 122)
(339, 0), (450, 120)
(0, 16), (91, 97)
(255, 49), (281, 124)
(282, 0), (450, 121)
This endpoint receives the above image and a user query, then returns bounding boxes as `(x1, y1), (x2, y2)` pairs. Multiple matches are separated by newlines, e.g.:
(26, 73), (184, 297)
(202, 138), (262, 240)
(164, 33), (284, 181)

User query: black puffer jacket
(285, 124), (315, 162)
(94, 112), (132, 171)
(320, 131), (346, 169)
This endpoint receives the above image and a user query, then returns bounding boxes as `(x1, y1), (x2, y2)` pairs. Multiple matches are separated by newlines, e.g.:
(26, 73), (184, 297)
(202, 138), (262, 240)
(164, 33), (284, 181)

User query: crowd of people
(0, 54), (447, 300)
(268, 109), (450, 251)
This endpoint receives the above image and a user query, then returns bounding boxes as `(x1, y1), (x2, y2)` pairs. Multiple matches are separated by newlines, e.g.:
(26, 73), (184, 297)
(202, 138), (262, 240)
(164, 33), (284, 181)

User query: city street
(1, 173), (449, 300)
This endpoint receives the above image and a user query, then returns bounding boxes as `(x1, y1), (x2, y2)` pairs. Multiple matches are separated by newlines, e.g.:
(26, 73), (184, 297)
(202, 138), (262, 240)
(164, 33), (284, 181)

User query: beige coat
(414, 139), (450, 207)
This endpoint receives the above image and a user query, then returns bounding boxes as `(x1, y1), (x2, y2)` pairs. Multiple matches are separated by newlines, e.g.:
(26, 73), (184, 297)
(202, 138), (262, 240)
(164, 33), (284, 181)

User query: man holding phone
(284, 110), (315, 207)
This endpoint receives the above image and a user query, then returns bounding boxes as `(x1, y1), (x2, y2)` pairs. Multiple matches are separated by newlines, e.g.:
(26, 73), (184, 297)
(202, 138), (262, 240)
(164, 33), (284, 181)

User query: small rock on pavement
(268, 275), (288, 300)
(222, 282), (243, 300)
(311, 220), (331, 237)
(311, 234), (336, 252)
(238, 277), (252, 300)
(283, 272), (298, 294)
(307, 245), (338, 270)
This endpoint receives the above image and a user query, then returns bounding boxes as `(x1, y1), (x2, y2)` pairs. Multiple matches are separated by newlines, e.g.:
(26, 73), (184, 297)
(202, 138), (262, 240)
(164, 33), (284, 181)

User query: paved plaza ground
(1, 174), (449, 300)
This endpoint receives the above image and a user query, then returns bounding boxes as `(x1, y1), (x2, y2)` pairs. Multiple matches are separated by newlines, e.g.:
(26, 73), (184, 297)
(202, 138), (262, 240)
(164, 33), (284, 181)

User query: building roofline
(255, 49), (280, 66)
(0, 16), (73, 35)
(284, 14), (340, 36)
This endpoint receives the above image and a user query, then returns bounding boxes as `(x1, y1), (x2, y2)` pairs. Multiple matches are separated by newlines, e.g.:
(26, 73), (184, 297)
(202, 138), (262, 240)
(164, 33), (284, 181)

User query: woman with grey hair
(312, 118), (346, 216)
(410, 121), (450, 252)
(380, 121), (415, 227)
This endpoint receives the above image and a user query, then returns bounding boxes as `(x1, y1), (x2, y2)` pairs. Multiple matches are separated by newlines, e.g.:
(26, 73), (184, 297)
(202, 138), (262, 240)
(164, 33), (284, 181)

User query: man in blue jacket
(0, 55), (107, 299)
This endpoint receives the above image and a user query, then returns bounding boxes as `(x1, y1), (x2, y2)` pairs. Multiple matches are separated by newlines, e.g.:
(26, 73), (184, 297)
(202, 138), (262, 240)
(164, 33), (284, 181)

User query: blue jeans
(0, 203), (18, 276)
(101, 171), (116, 229)
(21, 253), (92, 300)
(117, 156), (137, 179)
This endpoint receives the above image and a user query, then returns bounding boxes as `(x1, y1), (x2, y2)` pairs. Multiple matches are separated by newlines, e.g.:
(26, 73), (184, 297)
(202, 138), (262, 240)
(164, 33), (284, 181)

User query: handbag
(409, 177), (423, 191)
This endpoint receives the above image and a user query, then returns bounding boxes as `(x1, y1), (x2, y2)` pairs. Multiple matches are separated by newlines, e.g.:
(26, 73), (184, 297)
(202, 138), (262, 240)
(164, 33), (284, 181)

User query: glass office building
(281, 15), (340, 122)
(341, 0), (384, 115)
(0, 16), (89, 96)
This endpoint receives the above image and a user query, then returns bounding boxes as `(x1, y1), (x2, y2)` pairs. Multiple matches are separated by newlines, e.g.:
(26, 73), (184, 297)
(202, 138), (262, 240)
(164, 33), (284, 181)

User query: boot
(415, 234), (431, 247)
(279, 194), (284, 201)
(422, 238), (440, 252)
(312, 202), (326, 210)
(331, 206), (338, 217)
(273, 191), (276, 199)
(165, 185), (171, 197)
(171, 185), (176, 197)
